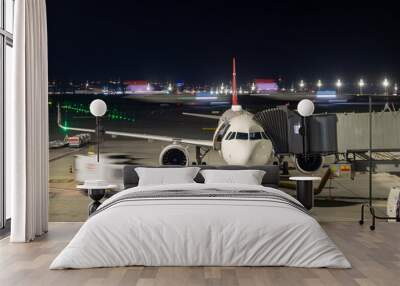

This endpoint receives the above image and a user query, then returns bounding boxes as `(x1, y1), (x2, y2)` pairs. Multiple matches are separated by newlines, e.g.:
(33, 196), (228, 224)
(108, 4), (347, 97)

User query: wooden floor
(0, 222), (399, 286)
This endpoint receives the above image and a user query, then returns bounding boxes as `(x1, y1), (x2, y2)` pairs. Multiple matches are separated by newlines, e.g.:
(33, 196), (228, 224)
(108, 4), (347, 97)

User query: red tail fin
(232, 57), (238, 106)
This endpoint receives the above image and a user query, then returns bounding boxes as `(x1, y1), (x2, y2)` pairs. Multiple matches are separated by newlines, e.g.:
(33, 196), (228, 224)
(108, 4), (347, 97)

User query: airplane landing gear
(195, 146), (211, 165)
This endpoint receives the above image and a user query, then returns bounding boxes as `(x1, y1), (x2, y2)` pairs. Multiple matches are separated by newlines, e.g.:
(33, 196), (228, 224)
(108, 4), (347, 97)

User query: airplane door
(213, 122), (230, 150)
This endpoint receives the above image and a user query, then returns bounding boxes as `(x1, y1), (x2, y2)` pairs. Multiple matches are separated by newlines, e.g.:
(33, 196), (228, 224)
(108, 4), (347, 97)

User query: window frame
(0, 0), (13, 231)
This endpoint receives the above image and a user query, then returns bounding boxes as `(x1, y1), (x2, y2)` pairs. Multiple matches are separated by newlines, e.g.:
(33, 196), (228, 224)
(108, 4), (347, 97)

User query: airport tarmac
(49, 136), (400, 223)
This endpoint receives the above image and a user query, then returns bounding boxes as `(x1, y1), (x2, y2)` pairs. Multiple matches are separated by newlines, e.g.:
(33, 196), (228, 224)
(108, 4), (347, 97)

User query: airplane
(57, 57), (274, 166)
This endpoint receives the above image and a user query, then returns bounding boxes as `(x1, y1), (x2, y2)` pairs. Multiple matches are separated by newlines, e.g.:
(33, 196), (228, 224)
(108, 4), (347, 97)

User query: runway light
(383, 78), (390, 88)
(62, 120), (68, 132)
(168, 83), (172, 91)
(299, 80), (305, 88)
(317, 80), (322, 88)
(336, 79), (342, 88)
(251, 82), (256, 92)
(395, 83), (398, 92)
(358, 79), (365, 87)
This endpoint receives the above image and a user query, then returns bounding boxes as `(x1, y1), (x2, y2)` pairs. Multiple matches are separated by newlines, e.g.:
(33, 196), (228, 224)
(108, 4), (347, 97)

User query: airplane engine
(294, 154), (324, 173)
(159, 144), (190, 166)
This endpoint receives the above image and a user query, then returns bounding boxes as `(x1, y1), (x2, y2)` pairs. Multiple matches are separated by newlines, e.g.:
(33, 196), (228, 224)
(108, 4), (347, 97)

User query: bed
(50, 165), (351, 269)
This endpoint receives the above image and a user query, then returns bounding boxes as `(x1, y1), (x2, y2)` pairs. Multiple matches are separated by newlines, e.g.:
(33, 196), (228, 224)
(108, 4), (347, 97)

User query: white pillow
(200, 169), (266, 185)
(135, 167), (200, 186)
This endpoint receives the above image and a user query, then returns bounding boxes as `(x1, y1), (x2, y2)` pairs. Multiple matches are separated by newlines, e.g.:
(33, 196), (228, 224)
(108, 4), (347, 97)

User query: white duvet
(50, 183), (351, 269)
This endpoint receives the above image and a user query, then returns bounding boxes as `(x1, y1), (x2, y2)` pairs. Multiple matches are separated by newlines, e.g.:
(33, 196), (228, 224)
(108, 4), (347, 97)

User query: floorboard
(0, 222), (399, 286)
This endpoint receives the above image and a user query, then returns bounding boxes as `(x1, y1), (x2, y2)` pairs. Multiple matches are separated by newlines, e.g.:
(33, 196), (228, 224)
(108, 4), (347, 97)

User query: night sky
(47, 1), (400, 84)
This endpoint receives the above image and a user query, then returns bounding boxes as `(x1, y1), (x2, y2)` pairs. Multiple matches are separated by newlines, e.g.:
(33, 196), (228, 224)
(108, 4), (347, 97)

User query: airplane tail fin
(232, 57), (238, 106)
(231, 57), (242, 112)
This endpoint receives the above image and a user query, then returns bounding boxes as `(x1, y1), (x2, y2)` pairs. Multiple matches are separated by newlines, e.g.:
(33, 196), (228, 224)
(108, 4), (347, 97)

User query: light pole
(251, 82), (256, 93)
(383, 78), (389, 96)
(317, 80), (322, 90)
(297, 99), (315, 157)
(358, 79), (365, 96)
(336, 79), (342, 96)
(89, 99), (108, 162)
(299, 80), (305, 90)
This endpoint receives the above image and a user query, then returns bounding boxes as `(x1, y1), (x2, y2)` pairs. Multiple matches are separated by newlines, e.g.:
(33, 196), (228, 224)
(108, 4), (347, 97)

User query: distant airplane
(57, 58), (273, 166)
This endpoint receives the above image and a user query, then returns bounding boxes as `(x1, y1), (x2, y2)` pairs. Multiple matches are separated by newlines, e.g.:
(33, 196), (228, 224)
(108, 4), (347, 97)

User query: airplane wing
(58, 105), (213, 147)
(182, 112), (221, 120)
(104, 130), (213, 147)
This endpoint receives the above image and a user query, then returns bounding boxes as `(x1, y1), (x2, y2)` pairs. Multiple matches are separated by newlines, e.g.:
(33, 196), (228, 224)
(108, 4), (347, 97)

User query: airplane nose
(223, 142), (253, 165)
(222, 140), (272, 165)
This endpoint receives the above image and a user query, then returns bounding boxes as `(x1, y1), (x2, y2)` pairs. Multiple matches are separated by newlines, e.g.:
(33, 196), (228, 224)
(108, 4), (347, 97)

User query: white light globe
(297, 99), (315, 117)
(90, 99), (107, 117)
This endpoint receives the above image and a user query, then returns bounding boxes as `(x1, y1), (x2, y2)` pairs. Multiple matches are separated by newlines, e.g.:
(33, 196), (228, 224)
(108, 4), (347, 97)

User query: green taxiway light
(61, 103), (134, 122)
(62, 120), (68, 132)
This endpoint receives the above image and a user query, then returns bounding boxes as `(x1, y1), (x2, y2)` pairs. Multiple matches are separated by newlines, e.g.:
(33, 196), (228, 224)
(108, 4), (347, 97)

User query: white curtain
(8, 0), (49, 242)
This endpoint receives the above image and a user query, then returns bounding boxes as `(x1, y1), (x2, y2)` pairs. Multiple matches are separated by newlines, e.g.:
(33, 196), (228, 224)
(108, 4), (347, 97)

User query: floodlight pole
(96, 116), (100, 162)
(303, 116), (308, 157)
(359, 95), (400, 230)
(89, 99), (107, 163)
(368, 95), (372, 207)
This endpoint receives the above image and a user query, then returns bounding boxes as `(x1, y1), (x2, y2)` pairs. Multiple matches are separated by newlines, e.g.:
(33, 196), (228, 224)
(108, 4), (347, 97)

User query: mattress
(50, 183), (351, 269)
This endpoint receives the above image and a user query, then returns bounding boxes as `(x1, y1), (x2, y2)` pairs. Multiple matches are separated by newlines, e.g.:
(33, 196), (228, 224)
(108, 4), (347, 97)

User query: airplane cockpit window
(215, 123), (231, 142)
(249, 132), (262, 140)
(236, 132), (249, 140)
(225, 132), (232, 140)
(227, 132), (236, 140)
(262, 132), (269, 140)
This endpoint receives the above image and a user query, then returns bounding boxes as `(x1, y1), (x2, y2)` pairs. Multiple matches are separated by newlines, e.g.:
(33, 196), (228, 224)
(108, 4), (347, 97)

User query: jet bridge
(254, 106), (338, 172)
(255, 106), (400, 175)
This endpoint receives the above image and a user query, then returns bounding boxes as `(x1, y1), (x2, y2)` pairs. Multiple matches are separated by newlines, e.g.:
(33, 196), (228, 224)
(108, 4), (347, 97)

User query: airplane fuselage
(213, 106), (273, 165)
